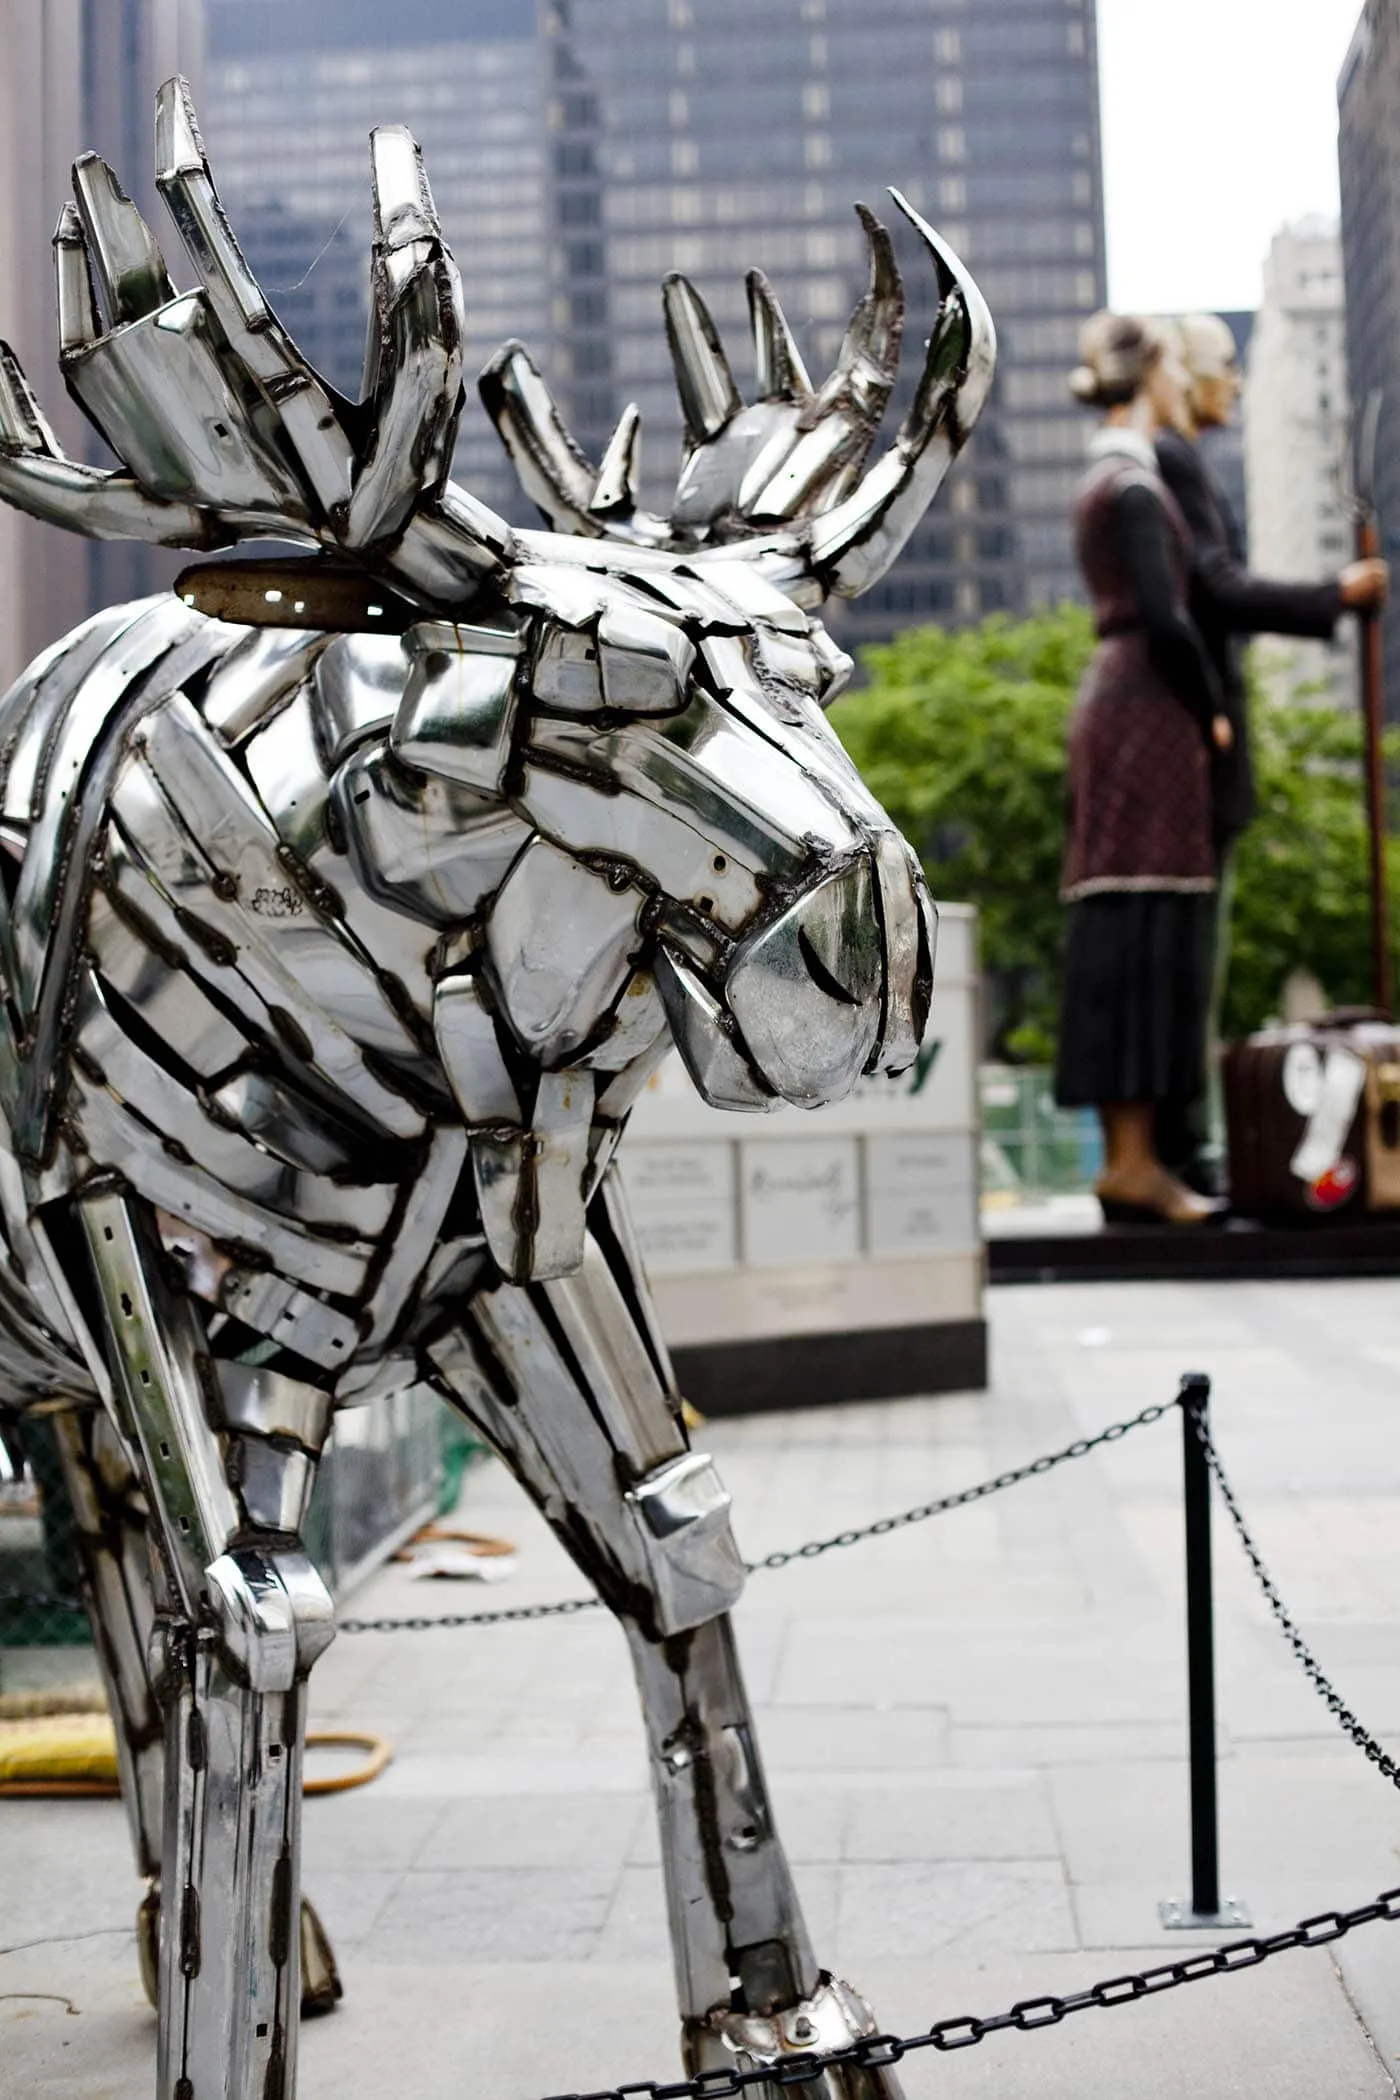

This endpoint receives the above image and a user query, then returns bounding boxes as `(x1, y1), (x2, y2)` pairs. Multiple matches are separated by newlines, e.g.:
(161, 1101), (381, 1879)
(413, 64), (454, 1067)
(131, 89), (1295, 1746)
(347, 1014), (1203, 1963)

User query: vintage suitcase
(1224, 1012), (1400, 1220)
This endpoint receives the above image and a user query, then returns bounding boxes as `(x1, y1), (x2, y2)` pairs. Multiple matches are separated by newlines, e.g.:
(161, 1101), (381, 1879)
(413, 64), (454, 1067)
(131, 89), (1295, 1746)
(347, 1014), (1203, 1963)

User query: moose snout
(727, 844), (933, 1110)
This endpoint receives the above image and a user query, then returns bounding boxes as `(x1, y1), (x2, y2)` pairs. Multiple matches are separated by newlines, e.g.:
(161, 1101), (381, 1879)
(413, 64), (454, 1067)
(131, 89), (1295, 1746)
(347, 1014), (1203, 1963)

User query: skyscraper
(205, 0), (1106, 643)
(1339, 0), (1400, 714)
(204, 0), (553, 523)
(1243, 221), (1355, 706)
(564, 0), (1107, 650)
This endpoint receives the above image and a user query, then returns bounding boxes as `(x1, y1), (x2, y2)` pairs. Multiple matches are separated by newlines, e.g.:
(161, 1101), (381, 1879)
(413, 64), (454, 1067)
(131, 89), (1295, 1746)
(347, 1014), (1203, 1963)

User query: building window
(560, 192), (602, 227)
(938, 127), (967, 162)
(936, 78), (963, 114)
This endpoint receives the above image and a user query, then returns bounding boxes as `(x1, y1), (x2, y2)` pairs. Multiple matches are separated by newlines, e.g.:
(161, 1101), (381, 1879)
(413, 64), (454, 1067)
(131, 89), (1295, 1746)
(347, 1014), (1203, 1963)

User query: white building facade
(1243, 217), (1356, 705)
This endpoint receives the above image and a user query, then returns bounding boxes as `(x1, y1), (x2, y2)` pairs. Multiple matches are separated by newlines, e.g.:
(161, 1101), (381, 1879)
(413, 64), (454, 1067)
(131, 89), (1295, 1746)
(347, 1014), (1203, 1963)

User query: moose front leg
(51, 1398), (343, 2025)
(49, 1402), (166, 1999)
(73, 1189), (336, 2100)
(431, 1169), (902, 2100)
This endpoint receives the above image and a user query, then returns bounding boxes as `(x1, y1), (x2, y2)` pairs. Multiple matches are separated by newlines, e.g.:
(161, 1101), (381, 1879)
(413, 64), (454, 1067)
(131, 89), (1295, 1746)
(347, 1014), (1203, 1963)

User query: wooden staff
(1354, 391), (1392, 1017)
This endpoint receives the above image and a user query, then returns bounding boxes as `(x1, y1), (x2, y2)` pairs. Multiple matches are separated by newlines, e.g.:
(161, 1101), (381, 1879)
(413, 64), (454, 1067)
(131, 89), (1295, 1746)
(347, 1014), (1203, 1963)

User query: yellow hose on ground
(0, 1714), (392, 1797)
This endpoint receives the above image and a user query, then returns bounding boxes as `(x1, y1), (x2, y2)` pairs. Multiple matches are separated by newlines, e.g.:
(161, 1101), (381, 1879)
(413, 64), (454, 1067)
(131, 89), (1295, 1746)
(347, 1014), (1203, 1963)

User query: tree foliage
(830, 603), (1397, 1058)
(1226, 695), (1400, 1037)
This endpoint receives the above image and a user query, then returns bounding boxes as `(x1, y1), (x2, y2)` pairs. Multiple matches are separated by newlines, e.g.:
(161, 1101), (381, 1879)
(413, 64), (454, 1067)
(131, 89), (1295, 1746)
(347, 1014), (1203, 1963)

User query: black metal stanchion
(1160, 1371), (1250, 1929)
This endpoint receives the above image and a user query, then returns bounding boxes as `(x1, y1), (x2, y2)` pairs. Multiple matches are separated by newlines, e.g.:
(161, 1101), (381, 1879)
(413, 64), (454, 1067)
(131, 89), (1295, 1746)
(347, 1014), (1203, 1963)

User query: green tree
(1225, 695), (1400, 1036)
(831, 607), (1088, 1058)
(831, 604), (1398, 1058)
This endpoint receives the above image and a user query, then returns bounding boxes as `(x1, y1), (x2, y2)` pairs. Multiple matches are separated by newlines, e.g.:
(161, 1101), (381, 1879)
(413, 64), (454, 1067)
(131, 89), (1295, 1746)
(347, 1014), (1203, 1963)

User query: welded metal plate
(485, 838), (644, 1065)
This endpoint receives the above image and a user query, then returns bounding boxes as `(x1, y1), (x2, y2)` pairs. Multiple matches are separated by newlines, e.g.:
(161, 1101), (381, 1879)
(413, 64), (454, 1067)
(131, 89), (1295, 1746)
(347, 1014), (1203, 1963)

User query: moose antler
(0, 82), (993, 612)
(0, 78), (510, 606)
(480, 192), (996, 597)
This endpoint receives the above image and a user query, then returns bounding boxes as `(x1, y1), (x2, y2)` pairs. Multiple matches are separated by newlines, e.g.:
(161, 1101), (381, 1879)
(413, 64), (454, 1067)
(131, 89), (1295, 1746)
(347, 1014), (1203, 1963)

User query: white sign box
(627, 1141), (738, 1275)
(740, 1136), (862, 1268)
(865, 1132), (978, 1256)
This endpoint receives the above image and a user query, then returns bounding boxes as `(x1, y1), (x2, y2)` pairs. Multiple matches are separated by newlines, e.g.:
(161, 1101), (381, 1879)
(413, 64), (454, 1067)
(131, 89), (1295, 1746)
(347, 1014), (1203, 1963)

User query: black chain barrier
(337, 1395), (1177, 1633)
(536, 1886), (1400, 2100)
(1190, 1409), (1400, 1791)
(0, 1397), (1188, 1633)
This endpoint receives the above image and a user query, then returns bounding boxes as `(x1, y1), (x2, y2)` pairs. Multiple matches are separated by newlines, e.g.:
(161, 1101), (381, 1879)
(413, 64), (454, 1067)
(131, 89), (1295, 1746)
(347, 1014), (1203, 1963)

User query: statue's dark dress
(1055, 437), (1221, 1109)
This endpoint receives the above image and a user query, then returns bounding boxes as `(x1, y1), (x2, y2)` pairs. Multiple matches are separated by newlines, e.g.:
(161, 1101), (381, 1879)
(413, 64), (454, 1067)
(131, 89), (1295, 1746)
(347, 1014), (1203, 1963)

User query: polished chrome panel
(0, 599), (152, 824)
(230, 1435), (317, 1533)
(202, 626), (325, 743)
(471, 1129), (530, 1282)
(76, 977), (397, 1233)
(727, 859), (882, 1108)
(312, 632), (410, 769)
(576, 967), (668, 1073)
(529, 1067), (594, 1278)
(434, 970), (522, 1123)
(358, 1124), (468, 1350)
(532, 622), (604, 711)
(140, 692), (424, 1069)
(654, 949), (778, 1114)
(240, 687), (331, 861)
(597, 601), (695, 714)
(540, 1240), (682, 1475)
(867, 831), (936, 1076)
(519, 763), (763, 931)
(206, 1068), (368, 1178)
(87, 885), (250, 1079)
(215, 1361), (333, 1451)
(391, 617), (522, 789)
(12, 596), (199, 1013)
(334, 738), (531, 925)
(485, 838), (644, 1065)
(625, 1451), (746, 1635)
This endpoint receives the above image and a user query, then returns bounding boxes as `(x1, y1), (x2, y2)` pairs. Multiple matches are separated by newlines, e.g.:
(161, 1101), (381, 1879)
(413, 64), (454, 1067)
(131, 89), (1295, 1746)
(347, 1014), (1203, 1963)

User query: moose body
(0, 77), (993, 2100)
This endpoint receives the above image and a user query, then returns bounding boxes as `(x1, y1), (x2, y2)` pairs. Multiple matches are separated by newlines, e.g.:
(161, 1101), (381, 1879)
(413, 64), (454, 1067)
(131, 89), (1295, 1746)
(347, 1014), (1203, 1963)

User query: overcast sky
(1099, 0), (1366, 315)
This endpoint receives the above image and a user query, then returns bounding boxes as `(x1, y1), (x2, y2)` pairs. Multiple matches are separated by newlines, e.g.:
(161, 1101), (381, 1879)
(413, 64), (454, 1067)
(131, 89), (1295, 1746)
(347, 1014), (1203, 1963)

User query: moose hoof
(716, 1975), (903, 2100)
(300, 1892), (344, 2016)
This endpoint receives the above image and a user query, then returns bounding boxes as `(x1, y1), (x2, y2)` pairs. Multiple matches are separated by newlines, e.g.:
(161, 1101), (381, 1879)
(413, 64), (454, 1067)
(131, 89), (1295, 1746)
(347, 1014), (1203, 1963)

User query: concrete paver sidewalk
(5, 1275), (1400, 2096)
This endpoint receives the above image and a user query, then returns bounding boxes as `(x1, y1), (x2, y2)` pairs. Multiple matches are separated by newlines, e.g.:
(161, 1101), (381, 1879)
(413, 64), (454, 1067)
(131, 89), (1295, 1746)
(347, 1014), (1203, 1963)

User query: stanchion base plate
(1158, 1896), (1251, 1931)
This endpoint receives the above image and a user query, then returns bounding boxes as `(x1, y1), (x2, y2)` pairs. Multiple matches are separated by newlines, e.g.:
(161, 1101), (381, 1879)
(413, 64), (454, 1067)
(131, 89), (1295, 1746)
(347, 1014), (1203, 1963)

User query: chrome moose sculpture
(0, 79), (994, 2100)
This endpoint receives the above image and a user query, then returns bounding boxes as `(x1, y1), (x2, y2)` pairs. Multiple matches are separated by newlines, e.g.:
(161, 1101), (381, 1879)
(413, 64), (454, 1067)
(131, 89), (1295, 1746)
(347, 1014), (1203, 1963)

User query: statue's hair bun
(1069, 311), (1163, 409)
